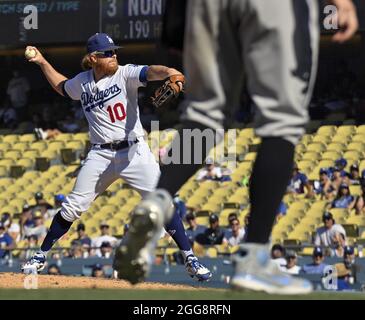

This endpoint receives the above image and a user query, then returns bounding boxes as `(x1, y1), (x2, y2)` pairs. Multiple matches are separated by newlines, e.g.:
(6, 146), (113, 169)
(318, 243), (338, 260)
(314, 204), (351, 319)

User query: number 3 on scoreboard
(107, 103), (126, 123)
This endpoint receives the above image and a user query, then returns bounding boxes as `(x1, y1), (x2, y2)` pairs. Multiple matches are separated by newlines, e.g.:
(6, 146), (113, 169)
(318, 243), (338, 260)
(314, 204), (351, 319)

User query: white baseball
(25, 48), (37, 59)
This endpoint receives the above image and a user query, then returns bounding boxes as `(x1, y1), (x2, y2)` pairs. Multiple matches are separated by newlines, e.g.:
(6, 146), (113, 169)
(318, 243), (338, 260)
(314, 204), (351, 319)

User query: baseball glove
(151, 74), (185, 108)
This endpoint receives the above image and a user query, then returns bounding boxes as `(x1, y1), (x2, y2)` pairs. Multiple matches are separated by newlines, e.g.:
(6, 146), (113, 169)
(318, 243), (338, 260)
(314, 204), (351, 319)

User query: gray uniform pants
(182, 0), (319, 145)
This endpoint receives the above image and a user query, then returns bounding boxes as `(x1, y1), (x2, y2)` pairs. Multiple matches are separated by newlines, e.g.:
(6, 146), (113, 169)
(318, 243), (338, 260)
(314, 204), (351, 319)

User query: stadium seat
(55, 133), (74, 142)
(12, 142), (30, 152)
(317, 125), (337, 136)
(347, 142), (365, 152)
(312, 135), (331, 144)
(0, 166), (8, 177)
(349, 185), (362, 197)
(48, 141), (66, 151)
(19, 134), (37, 143)
(343, 150), (362, 161)
(331, 135), (351, 144)
(22, 171), (41, 180)
(17, 158), (35, 169)
(326, 142), (346, 152)
(321, 151), (342, 161)
(66, 140), (85, 151)
(306, 143), (326, 153)
(4, 150), (22, 160)
(30, 141), (48, 152)
(243, 152), (257, 162)
(350, 134), (365, 143)
(2, 135), (19, 144)
(336, 125), (356, 136)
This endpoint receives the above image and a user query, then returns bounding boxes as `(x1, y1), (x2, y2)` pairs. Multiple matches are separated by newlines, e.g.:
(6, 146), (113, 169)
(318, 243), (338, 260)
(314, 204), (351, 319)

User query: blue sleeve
(139, 66), (148, 83)
(301, 174), (308, 184)
(5, 234), (13, 245)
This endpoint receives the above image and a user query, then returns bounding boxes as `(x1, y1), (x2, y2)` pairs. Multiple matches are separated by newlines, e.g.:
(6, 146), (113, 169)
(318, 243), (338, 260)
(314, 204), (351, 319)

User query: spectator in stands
(47, 264), (61, 276)
(91, 264), (105, 278)
(6, 70), (30, 119)
(184, 212), (207, 246)
(334, 158), (349, 179)
(0, 98), (17, 129)
(331, 183), (356, 210)
(23, 211), (48, 242)
(313, 168), (336, 200)
(332, 232), (347, 257)
(19, 235), (38, 260)
(196, 157), (223, 182)
(355, 179), (365, 215)
(98, 241), (113, 258)
(195, 214), (227, 245)
(45, 194), (66, 220)
(287, 164), (314, 198)
(330, 166), (345, 191)
(301, 247), (328, 274)
(0, 222), (14, 259)
(314, 212), (347, 248)
(32, 113), (62, 141)
(91, 222), (118, 256)
(276, 201), (287, 222)
(31, 192), (53, 215)
(1, 212), (20, 242)
(72, 222), (92, 250)
(173, 193), (187, 220)
(271, 244), (286, 271)
(227, 212), (238, 226)
(68, 241), (84, 259)
(19, 204), (34, 239)
(284, 250), (301, 275)
(220, 165), (232, 182)
(334, 245), (357, 291)
(349, 164), (361, 185)
(223, 217), (245, 246)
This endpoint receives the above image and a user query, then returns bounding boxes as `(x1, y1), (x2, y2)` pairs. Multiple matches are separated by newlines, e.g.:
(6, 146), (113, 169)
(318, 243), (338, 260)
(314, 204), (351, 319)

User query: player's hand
(329, 0), (358, 43)
(24, 46), (46, 65)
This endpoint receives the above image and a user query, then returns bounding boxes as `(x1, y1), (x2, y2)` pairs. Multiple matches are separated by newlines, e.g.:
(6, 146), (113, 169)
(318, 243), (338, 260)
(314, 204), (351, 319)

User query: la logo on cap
(107, 35), (113, 43)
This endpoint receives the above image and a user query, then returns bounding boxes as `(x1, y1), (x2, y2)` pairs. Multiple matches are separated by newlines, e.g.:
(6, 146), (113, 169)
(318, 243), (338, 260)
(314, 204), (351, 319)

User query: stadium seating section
(2, 125), (365, 258)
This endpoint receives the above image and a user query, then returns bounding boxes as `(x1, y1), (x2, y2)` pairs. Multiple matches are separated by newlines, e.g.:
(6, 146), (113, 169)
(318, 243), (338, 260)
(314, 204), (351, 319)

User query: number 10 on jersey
(107, 103), (126, 123)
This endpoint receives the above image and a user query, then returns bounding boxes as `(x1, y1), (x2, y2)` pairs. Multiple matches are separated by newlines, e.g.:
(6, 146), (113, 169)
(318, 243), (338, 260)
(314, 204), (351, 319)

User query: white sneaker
(231, 244), (312, 295)
(113, 189), (174, 284)
(21, 251), (46, 274)
(185, 255), (212, 281)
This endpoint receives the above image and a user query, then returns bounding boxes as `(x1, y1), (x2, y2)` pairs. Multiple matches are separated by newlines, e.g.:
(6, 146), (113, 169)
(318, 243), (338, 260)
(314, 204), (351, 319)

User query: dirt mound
(0, 273), (202, 290)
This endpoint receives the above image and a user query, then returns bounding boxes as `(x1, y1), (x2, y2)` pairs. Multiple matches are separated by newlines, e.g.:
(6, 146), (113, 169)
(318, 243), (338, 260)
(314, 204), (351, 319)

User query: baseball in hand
(25, 48), (37, 59)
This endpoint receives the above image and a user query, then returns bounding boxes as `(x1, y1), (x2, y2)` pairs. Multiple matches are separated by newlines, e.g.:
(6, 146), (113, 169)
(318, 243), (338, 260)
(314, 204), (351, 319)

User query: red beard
(95, 58), (118, 76)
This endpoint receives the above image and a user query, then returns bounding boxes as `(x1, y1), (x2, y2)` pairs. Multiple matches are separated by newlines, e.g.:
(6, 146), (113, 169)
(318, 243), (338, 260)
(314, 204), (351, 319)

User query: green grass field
(0, 289), (364, 300)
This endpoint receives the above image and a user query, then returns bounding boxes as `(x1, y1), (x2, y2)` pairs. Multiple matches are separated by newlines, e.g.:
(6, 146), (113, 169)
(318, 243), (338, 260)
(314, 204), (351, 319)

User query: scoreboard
(0, 0), (165, 47)
(101, 0), (164, 42)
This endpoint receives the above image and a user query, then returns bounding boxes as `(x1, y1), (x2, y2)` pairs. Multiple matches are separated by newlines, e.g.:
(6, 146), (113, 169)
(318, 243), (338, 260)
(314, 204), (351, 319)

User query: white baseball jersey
(64, 65), (147, 144)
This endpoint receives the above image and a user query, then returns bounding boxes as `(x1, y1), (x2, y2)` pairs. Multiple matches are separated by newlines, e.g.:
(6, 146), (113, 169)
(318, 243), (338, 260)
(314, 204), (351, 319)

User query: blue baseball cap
(55, 194), (65, 202)
(344, 246), (354, 255)
(319, 168), (330, 176)
(313, 247), (323, 257)
(86, 33), (121, 54)
(335, 158), (347, 167)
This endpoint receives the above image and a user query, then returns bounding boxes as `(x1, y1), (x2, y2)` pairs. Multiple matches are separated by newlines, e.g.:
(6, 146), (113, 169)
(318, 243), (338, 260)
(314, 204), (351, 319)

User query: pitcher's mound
(0, 273), (201, 290)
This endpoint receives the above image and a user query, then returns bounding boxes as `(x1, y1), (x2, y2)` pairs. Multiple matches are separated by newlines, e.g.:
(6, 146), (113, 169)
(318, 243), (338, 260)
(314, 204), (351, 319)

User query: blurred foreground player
(120, 0), (358, 293)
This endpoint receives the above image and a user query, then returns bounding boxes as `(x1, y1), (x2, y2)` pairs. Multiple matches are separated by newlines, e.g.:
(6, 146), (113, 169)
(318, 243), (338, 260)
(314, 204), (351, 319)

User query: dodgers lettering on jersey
(64, 65), (147, 144)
